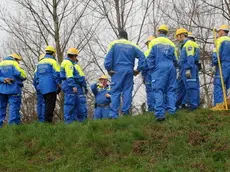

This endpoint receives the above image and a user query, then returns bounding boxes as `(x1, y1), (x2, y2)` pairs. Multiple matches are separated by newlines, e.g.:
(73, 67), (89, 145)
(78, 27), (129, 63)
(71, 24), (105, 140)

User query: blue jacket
(75, 63), (87, 87)
(104, 39), (145, 72)
(141, 50), (149, 77)
(212, 48), (218, 66)
(215, 36), (230, 63)
(60, 58), (79, 92)
(0, 56), (27, 94)
(74, 63), (87, 94)
(91, 83), (111, 105)
(33, 71), (39, 91)
(179, 39), (196, 70)
(188, 39), (200, 62)
(146, 34), (177, 70)
(36, 54), (61, 95)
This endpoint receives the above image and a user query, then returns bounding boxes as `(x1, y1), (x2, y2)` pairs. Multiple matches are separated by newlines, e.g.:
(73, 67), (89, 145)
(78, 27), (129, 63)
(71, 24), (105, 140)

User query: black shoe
(156, 117), (166, 122)
(181, 104), (188, 109)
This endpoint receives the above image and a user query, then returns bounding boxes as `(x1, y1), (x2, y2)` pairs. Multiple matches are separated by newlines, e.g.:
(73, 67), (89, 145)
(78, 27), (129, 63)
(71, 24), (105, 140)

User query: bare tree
(0, 0), (94, 121)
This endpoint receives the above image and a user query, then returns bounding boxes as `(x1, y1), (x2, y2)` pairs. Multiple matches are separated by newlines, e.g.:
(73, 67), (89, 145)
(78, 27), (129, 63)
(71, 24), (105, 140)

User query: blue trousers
(178, 66), (199, 109)
(144, 72), (155, 111)
(0, 93), (21, 127)
(36, 92), (45, 122)
(176, 78), (186, 108)
(74, 94), (87, 122)
(214, 65), (230, 105)
(151, 65), (176, 118)
(109, 69), (134, 118)
(64, 92), (81, 124)
(94, 106), (110, 119)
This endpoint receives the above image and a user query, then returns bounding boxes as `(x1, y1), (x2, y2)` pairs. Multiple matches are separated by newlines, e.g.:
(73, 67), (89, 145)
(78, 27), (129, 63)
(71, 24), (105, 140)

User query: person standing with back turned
(146, 25), (177, 121)
(36, 46), (61, 123)
(104, 30), (145, 119)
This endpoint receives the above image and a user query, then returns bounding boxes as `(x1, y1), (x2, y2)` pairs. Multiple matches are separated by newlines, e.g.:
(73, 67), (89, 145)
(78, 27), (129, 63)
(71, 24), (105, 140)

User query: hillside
(0, 109), (230, 172)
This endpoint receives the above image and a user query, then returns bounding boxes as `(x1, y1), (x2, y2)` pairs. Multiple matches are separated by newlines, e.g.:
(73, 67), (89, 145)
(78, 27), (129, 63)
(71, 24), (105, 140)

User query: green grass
(1, 109), (230, 171)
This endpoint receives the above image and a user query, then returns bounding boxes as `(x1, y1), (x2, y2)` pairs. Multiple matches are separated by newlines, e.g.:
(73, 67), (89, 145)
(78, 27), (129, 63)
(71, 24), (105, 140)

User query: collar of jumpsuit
(65, 57), (75, 63)
(3, 56), (16, 61)
(44, 54), (55, 59)
(158, 34), (167, 38)
(180, 38), (189, 48)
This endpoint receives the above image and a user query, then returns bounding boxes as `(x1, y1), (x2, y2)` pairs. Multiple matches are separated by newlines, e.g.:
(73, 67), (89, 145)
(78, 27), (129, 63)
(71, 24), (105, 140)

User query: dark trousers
(44, 92), (57, 123)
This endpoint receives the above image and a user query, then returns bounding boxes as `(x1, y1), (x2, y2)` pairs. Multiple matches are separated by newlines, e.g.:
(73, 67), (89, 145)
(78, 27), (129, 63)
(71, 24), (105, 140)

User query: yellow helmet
(10, 53), (21, 60)
(158, 25), (169, 32)
(145, 36), (155, 44)
(67, 48), (79, 55)
(39, 54), (45, 61)
(175, 28), (188, 37)
(188, 32), (195, 39)
(99, 75), (108, 80)
(45, 46), (56, 53)
(216, 25), (229, 32)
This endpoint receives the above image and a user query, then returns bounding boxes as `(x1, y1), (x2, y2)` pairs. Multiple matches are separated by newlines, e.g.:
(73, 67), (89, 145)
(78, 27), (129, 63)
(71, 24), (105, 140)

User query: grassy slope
(0, 109), (230, 172)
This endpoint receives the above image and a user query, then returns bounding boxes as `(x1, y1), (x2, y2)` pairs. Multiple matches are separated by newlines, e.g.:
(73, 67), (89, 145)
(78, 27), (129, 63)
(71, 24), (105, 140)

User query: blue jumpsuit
(0, 56), (27, 127)
(212, 48), (221, 105)
(36, 54), (61, 122)
(177, 40), (200, 108)
(74, 63), (88, 121)
(213, 36), (230, 104)
(61, 58), (82, 124)
(177, 39), (199, 110)
(146, 34), (177, 119)
(33, 71), (45, 122)
(142, 51), (155, 111)
(91, 83), (111, 119)
(104, 39), (145, 118)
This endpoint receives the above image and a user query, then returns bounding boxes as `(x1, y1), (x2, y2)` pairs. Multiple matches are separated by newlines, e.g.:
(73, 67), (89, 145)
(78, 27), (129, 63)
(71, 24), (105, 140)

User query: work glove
(108, 70), (116, 76)
(176, 69), (181, 80)
(142, 75), (146, 84)
(133, 69), (140, 76)
(84, 87), (88, 95)
(211, 66), (216, 75)
(177, 72), (181, 80)
(4, 78), (14, 84)
(105, 93), (111, 98)
(56, 85), (61, 94)
(73, 87), (78, 93)
(185, 70), (192, 79)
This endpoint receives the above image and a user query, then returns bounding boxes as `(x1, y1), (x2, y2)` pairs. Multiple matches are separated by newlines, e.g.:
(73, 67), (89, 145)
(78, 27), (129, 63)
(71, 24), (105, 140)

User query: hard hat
(188, 32), (195, 39)
(67, 48), (79, 55)
(10, 53), (21, 60)
(99, 75), (108, 80)
(45, 46), (56, 53)
(157, 25), (169, 32)
(39, 54), (45, 61)
(145, 36), (155, 44)
(216, 25), (229, 32)
(175, 28), (188, 37)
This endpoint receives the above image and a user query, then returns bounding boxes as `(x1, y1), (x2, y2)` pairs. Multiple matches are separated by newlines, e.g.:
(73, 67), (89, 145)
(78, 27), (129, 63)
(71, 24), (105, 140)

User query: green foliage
(1, 109), (230, 171)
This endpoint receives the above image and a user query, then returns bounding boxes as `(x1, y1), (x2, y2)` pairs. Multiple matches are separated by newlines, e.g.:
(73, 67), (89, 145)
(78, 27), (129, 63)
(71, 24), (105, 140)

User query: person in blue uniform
(146, 25), (177, 121)
(104, 29), (145, 118)
(0, 53), (27, 126)
(91, 75), (111, 119)
(33, 54), (45, 122)
(36, 46), (61, 123)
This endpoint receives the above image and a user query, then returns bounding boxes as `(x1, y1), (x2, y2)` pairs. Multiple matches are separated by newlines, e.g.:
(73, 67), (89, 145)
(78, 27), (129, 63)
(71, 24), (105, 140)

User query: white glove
(185, 70), (192, 79)
(211, 66), (216, 75)
(177, 72), (181, 80)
